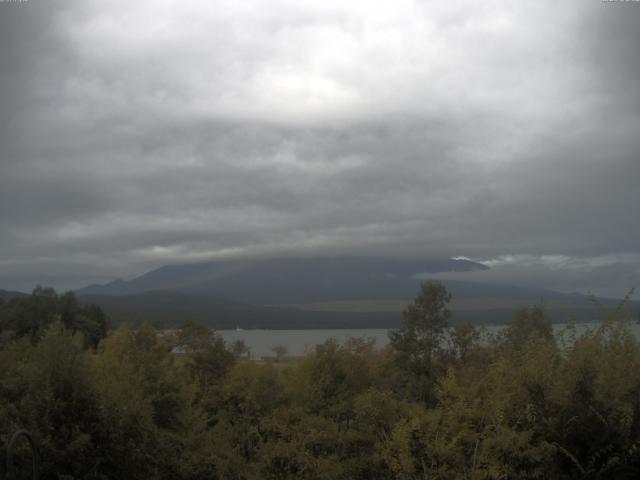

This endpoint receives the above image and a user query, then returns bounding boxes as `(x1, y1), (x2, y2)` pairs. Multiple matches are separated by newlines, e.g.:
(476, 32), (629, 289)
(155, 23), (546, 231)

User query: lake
(219, 322), (639, 357)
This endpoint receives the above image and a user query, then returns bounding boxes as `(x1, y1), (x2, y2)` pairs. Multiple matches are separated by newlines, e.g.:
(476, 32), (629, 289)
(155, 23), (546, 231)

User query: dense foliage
(1, 282), (640, 479)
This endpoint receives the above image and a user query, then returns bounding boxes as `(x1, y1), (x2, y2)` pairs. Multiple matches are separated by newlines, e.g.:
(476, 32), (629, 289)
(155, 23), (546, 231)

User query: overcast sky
(1, 0), (639, 296)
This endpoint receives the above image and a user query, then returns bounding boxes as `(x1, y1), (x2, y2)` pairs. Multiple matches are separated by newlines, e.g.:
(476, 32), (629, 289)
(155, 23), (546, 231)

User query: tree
(177, 321), (235, 390)
(449, 321), (480, 361)
(93, 322), (195, 478)
(59, 291), (108, 348)
(231, 339), (251, 358)
(501, 305), (552, 353)
(272, 344), (288, 362)
(176, 320), (215, 352)
(0, 287), (108, 347)
(388, 281), (451, 402)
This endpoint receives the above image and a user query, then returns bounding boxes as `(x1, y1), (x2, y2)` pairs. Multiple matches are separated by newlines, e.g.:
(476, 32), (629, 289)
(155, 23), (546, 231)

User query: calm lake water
(219, 322), (640, 357)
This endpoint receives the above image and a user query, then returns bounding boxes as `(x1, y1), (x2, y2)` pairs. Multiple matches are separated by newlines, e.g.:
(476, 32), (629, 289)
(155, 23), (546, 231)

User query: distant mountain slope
(72, 256), (637, 328)
(0, 289), (28, 301)
(0, 274), (118, 294)
(77, 290), (400, 329)
(77, 257), (488, 303)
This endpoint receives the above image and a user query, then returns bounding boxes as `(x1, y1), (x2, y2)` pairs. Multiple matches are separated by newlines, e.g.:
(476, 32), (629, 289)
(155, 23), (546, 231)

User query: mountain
(72, 257), (638, 328)
(0, 274), (113, 294)
(0, 289), (28, 301)
(77, 257), (488, 303)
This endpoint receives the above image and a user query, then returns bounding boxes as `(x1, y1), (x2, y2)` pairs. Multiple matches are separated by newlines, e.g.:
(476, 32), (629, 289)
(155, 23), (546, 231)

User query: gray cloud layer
(1, 0), (639, 295)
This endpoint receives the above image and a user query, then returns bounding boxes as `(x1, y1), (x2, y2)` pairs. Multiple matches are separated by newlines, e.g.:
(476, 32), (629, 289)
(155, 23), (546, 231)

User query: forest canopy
(1, 282), (640, 479)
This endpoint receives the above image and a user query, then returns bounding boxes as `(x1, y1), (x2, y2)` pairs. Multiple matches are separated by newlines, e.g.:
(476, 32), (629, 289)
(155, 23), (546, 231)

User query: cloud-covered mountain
(1, 2), (639, 297)
(72, 256), (638, 328)
(77, 257), (488, 303)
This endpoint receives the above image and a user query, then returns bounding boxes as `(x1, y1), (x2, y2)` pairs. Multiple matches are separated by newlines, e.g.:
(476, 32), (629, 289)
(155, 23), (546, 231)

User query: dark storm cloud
(0, 0), (639, 294)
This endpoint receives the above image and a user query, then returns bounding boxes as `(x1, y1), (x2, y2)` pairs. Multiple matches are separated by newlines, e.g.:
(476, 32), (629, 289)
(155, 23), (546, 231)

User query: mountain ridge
(76, 256), (489, 302)
(0, 289), (28, 301)
(69, 256), (638, 328)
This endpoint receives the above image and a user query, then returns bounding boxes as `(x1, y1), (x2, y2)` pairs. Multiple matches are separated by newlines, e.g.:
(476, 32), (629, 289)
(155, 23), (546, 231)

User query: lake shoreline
(216, 321), (626, 357)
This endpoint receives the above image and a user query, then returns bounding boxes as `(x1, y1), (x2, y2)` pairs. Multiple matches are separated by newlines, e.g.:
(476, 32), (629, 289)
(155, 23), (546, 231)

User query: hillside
(77, 290), (399, 329)
(0, 289), (28, 301)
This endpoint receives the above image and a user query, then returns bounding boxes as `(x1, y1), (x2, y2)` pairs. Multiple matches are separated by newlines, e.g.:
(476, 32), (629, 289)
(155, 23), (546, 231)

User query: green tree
(231, 339), (251, 358)
(0, 322), (104, 479)
(291, 337), (377, 426)
(177, 321), (235, 392)
(0, 288), (108, 347)
(272, 345), (288, 362)
(93, 322), (195, 479)
(449, 321), (481, 361)
(500, 304), (553, 353)
(388, 281), (451, 402)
